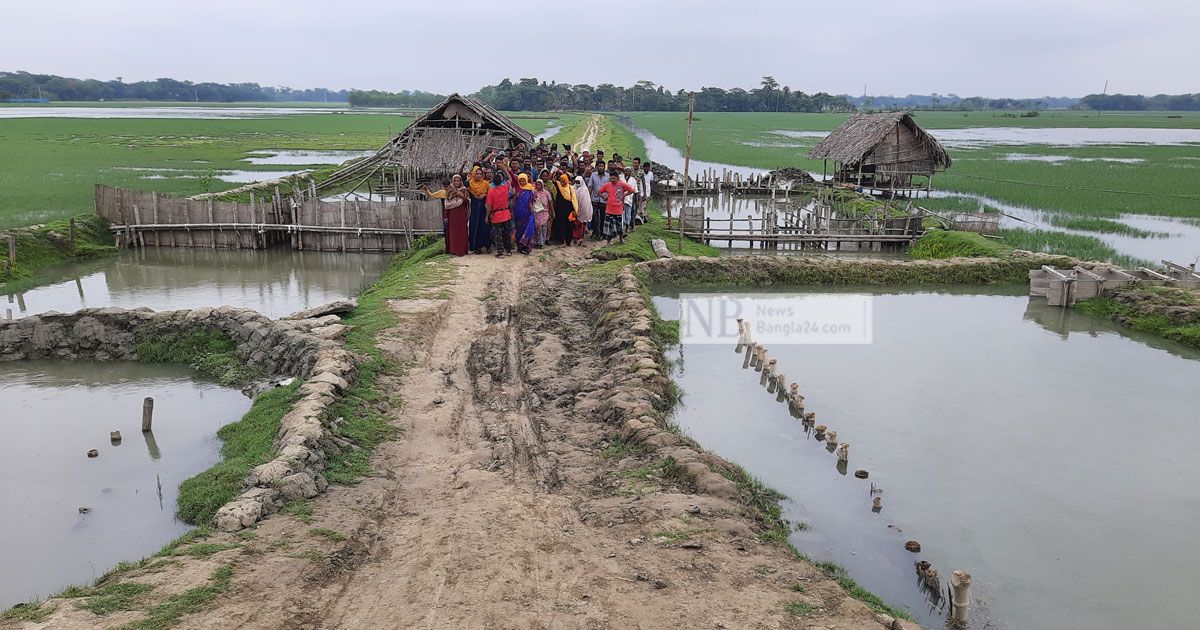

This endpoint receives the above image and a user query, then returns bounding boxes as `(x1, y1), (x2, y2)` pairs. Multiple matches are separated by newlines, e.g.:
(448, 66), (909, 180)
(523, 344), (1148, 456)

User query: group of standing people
(428, 139), (654, 257)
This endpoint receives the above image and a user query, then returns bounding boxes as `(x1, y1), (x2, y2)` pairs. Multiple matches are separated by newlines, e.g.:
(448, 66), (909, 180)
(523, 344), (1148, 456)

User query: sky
(3, 0), (1197, 98)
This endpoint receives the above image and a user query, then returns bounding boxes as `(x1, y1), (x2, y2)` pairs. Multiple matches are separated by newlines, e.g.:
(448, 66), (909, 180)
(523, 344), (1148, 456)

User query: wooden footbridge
(679, 200), (922, 251)
(95, 185), (444, 252)
(1030, 260), (1200, 306)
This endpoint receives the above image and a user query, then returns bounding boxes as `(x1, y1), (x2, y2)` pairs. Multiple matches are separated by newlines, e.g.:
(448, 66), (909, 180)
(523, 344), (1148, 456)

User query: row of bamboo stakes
(734, 317), (972, 626)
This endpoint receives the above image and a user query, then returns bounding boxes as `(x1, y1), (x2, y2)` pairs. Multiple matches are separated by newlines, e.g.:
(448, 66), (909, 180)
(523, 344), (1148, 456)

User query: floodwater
(3, 248), (391, 319)
(651, 286), (1200, 629)
(242, 149), (374, 165)
(0, 361), (250, 608)
(623, 120), (767, 178)
(930, 191), (1200, 265)
(774, 127), (1200, 148)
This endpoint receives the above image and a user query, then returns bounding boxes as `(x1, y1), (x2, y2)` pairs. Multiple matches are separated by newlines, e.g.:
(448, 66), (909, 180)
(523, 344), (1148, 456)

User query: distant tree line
(844, 93), (1080, 110)
(346, 90), (447, 108)
(471, 77), (853, 112)
(1078, 93), (1200, 111)
(0, 71), (348, 102)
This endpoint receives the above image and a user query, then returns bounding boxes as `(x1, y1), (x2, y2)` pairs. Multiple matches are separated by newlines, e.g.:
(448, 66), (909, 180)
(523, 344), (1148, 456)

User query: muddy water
(651, 286), (1200, 630)
(774, 127), (1200, 148)
(0, 361), (250, 608)
(4, 248), (390, 319)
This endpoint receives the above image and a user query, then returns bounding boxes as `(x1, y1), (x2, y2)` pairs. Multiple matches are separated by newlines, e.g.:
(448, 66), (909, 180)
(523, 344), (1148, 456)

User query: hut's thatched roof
(808, 112), (951, 168)
(402, 93), (534, 145)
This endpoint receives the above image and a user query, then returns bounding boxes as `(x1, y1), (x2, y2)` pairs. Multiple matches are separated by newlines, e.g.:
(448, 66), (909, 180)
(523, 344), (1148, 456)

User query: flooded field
(0, 361), (250, 608)
(0, 106), (350, 119)
(4, 248), (390, 319)
(241, 149), (374, 165)
(774, 126), (1200, 148)
(652, 286), (1200, 629)
(626, 120), (767, 179)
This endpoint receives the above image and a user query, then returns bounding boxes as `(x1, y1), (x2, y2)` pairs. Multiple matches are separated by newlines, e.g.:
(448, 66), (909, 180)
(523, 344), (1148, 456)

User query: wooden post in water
(678, 91), (694, 246)
(951, 570), (972, 625)
(141, 397), (155, 432)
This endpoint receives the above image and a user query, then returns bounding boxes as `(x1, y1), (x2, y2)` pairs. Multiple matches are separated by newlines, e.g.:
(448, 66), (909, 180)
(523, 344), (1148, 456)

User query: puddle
(242, 149), (374, 166)
(0, 361), (250, 608)
(652, 285), (1200, 629)
(4, 248), (391, 320)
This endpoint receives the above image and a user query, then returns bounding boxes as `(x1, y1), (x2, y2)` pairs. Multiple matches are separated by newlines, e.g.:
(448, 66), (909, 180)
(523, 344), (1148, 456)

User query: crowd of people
(426, 139), (654, 257)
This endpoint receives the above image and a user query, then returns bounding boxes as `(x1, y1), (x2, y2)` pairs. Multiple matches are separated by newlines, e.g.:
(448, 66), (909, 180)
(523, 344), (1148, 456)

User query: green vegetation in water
(1042, 214), (1168, 237)
(323, 235), (454, 484)
(628, 111), (1200, 219)
(910, 230), (1012, 259)
(0, 214), (114, 293)
(1075, 286), (1200, 348)
(998, 228), (1151, 267)
(175, 383), (299, 525)
(135, 329), (264, 387)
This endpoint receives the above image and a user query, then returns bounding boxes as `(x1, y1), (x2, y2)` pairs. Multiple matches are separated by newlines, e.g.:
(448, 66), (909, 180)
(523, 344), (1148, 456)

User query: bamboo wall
(96, 185), (444, 252)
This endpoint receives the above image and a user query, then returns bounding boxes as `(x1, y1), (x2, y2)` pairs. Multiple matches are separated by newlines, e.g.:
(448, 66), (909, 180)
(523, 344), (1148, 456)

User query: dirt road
(9, 246), (903, 629)
(574, 116), (602, 153)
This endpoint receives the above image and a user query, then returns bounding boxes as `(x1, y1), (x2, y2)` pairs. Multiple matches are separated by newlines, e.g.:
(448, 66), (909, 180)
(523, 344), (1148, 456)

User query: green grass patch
(999, 228), (1151, 267)
(599, 436), (642, 460)
(813, 560), (912, 620)
(0, 214), (115, 293)
(170, 543), (240, 558)
(135, 329), (263, 387)
(784, 601), (815, 617)
(309, 528), (347, 542)
(910, 230), (1012, 259)
(175, 383), (299, 525)
(323, 235), (452, 484)
(281, 499), (314, 523)
(61, 582), (154, 616)
(653, 528), (710, 543)
(594, 200), (719, 263)
(117, 563), (233, 630)
(1074, 286), (1200, 349)
(1, 601), (57, 622)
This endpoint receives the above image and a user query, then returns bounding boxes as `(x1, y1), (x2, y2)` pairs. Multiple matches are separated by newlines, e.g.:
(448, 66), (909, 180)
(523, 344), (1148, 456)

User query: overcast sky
(4, 0), (1196, 97)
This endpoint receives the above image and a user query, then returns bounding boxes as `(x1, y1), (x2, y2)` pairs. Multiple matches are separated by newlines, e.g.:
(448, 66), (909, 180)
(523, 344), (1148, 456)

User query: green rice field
(628, 110), (1200, 219)
(0, 107), (563, 229)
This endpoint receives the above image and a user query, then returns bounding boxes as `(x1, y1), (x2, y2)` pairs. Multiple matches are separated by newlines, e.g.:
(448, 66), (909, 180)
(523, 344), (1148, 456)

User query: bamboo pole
(678, 91), (694, 247)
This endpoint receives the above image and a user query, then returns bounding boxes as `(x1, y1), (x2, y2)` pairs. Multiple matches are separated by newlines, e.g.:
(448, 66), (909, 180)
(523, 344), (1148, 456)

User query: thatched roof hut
(317, 94), (534, 196)
(808, 112), (950, 196)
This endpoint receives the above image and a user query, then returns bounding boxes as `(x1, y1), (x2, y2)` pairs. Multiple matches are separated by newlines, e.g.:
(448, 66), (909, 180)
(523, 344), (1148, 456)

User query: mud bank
(636, 251), (1077, 286)
(0, 305), (358, 531)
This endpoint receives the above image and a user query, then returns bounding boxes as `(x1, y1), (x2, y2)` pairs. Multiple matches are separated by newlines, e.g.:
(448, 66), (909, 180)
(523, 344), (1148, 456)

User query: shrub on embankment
(637, 252), (1075, 286)
(910, 229), (1012, 259)
(1075, 285), (1200, 348)
(0, 214), (114, 293)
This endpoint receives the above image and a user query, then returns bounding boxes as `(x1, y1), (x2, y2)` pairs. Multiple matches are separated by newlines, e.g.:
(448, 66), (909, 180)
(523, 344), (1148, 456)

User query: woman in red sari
(440, 174), (470, 256)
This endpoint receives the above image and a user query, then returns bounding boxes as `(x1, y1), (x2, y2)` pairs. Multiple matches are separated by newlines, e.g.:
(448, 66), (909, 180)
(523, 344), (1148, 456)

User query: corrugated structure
(316, 94), (535, 197)
(809, 112), (951, 196)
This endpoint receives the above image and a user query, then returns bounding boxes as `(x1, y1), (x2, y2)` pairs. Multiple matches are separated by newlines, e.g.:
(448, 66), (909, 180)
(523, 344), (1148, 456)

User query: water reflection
(4, 247), (391, 319)
(652, 286), (1200, 629)
(0, 361), (250, 608)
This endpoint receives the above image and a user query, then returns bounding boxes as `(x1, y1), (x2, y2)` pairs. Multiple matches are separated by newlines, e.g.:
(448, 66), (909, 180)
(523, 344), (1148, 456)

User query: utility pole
(679, 91), (695, 250)
(1098, 80), (1108, 118)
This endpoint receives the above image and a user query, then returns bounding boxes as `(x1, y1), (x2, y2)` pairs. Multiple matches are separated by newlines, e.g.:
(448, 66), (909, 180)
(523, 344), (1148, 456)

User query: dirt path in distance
(574, 115), (602, 153)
